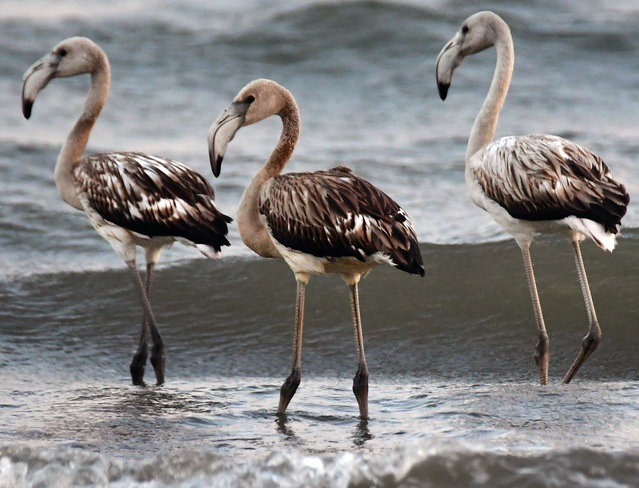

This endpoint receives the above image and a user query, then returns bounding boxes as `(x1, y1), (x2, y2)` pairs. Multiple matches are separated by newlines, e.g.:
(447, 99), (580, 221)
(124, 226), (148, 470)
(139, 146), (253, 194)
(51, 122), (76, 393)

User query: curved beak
(207, 101), (251, 177)
(21, 53), (59, 119)
(435, 32), (464, 101)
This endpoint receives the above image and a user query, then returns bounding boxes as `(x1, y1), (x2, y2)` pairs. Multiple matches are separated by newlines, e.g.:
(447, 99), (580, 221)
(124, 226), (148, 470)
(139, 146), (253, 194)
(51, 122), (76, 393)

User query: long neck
(466, 23), (514, 161)
(237, 94), (300, 258)
(54, 50), (110, 209)
(263, 96), (300, 179)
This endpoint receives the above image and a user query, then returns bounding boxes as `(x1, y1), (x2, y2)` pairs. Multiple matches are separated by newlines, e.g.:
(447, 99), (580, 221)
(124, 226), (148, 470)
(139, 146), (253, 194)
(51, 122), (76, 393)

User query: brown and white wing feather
(73, 152), (232, 250)
(258, 166), (424, 276)
(475, 135), (628, 233)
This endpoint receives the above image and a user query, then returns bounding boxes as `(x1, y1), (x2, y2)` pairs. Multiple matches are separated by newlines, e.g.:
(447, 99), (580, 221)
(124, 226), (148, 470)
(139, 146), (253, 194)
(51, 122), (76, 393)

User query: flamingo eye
(461, 25), (469, 35)
(57, 48), (68, 57)
(245, 95), (255, 104)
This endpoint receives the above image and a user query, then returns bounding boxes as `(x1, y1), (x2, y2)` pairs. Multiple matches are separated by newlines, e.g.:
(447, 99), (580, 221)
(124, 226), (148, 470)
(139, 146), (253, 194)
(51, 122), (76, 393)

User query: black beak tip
(22, 100), (33, 119)
(437, 82), (449, 101)
(209, 150), (222, 178)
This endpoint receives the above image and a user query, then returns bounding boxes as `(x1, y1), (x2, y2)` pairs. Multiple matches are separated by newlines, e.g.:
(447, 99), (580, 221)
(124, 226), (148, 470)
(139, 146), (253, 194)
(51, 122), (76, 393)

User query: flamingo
(436, 11), (629, 384)
(208, 79), (424, 418)
(22, 36), (232, 386)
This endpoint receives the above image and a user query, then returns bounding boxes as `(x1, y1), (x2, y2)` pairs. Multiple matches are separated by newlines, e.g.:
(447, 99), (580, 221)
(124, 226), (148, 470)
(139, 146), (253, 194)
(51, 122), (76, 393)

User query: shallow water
(2, 0), (639, 486)
(2, 241), (639, 486)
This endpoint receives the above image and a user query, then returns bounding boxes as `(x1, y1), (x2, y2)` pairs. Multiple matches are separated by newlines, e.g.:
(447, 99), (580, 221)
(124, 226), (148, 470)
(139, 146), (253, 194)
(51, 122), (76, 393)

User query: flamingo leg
(127, 261), (165, 386)
(278, 280), (305, 415)
(145, 261), (165, 385)
(349, 282), (369, 419)
(129, 261), (151, 386)
(562, 239), (601, 383)
(520, 242), (550, 385)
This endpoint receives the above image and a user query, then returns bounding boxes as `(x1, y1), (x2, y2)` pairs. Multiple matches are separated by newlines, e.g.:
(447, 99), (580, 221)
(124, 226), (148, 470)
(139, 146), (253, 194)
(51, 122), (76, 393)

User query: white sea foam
(1, 440), (638, 488)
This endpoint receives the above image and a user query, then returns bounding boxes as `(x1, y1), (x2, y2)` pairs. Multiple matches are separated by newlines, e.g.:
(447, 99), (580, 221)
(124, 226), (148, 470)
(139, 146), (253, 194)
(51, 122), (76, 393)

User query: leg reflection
(352, 418), (373, 447)
(275, 412), (298, 441)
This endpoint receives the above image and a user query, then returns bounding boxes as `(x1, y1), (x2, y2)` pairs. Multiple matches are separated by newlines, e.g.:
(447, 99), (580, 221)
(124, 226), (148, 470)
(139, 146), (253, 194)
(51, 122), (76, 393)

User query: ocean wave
(2, 237), (638, 384)
(206, 0), (446, 67)
(1, 441), (638, 487)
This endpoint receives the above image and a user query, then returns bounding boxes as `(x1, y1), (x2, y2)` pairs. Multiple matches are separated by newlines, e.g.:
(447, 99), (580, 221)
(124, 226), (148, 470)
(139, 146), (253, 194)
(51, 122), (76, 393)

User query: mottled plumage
(437, 11), (630, 385)
(209, 79), (425, 418)
(258, 166), (423, 276)
(474, 135), (628, 233)
(22, 36), (232, 387)
(75, 152), (231, 251)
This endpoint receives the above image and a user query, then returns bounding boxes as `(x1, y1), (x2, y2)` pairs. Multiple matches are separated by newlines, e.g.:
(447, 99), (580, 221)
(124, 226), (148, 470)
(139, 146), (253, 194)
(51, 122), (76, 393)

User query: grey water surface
(2, 1), (639, 486)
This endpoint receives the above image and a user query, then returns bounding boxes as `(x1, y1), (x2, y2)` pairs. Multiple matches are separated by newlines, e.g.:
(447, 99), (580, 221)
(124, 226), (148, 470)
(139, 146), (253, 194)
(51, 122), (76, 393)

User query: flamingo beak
(21, 53), (60, 119)
(435, 34), (463, 101)
(207, 101), (250, 177)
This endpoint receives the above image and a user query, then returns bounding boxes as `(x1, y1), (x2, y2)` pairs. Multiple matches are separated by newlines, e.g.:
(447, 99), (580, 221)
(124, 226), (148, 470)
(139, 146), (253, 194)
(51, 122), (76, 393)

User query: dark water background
(2, 0), (639, 486)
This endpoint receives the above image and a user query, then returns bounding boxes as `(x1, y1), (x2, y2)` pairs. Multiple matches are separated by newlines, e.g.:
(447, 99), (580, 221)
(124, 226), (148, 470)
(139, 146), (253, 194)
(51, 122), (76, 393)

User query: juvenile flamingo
(436, 11), (628, 384)
(22, 37), (232, 386)
(208, 79), (424, 418)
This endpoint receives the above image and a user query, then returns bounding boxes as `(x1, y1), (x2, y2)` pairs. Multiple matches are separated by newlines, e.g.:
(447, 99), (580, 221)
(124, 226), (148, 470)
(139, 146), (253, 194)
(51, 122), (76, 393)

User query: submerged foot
(353, 366), (369, 419)
(277, 368), (301, 415)
(150, 343), (165, 386)
(562, 328), (601, 384)
(130, 343), (149, 386)
(534, 333), (549, 386)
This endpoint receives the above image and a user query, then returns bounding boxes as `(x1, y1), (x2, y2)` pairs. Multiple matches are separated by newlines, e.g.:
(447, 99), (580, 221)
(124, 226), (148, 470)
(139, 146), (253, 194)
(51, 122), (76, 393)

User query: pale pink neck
(54, 47), (110, 208)
(466, 19), (514, 161)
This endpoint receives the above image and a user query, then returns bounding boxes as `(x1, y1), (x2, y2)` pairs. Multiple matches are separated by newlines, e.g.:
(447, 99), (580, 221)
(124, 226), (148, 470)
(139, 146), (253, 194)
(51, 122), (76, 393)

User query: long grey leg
(145, 262), (165, 385)
(127, 260), (164, 386)
(129, 261), (150, 386)
(520, 242), (550, 385)
(349, 283), (369, 419)
(562, 239), (601, 383)
(278, 280), (305, 415)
